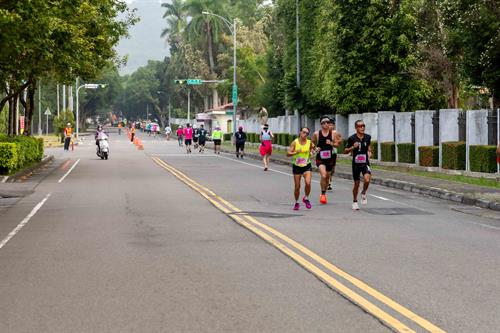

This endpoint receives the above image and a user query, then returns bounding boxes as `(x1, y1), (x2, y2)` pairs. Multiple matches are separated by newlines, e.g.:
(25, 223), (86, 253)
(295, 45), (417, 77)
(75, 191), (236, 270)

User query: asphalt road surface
(1, 132), (499, 333)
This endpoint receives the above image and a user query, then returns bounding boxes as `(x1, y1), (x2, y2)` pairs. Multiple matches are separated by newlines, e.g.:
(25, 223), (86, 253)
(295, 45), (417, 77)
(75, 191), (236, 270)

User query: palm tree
(182, 0), (226, 74)
(161, 0), (186, 46)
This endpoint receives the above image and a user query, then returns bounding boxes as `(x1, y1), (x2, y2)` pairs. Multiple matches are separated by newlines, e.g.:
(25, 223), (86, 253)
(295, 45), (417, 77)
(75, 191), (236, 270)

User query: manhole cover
(363, 208), (433, 216)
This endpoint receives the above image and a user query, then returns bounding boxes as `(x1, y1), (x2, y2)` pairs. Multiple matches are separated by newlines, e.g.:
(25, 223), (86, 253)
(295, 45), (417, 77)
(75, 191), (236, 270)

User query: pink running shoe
(293, 203), (300, 211)
(302, 197), (312, 209)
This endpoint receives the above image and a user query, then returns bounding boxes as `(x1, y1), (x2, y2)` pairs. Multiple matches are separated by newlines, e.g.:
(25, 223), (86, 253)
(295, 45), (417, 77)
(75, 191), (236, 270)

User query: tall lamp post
(76, 83), (107, 140)
(202, 11), (237, 134)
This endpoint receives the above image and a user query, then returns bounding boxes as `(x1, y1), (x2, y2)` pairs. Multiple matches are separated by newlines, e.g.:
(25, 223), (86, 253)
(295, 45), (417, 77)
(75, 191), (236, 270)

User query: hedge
(223, 133), (232, 141)
(398, 143), (415, 164)
(0, 135), (43, 174)
(0, 143), (18, 174)
(381, 142), (396, 162)
(370, 140), (377, 159)
(418, 146), (439, 167)
(470, 145), (497, 173)
(442, 141), (466, 170)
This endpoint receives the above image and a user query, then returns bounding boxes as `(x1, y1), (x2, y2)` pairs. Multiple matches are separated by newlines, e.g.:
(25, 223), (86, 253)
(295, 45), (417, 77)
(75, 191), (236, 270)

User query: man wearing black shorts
(197, 124), (208, 153)
(312, 116), (339, 205)
(234, 126), (246, 158)
(344, 120), (372, 210)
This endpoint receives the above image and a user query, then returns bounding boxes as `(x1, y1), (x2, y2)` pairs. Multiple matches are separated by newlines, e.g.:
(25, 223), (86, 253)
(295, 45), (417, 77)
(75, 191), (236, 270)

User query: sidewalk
(212, 143), (500, 211)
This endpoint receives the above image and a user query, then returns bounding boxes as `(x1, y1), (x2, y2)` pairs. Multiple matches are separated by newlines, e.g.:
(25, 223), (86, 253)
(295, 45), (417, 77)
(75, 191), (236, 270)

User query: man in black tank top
(312, 116), (339, 205)
(344, 120), (373, 210)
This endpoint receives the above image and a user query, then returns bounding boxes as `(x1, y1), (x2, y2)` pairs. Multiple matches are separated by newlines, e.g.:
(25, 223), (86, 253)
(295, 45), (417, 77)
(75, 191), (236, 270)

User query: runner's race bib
(355, 154), (367, 164)
(296, 157), (308, 166)
(320, 150), (332, 160)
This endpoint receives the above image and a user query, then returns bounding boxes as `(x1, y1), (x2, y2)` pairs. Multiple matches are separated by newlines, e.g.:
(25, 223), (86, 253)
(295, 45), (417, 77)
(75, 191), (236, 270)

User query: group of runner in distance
(173, 116), (372, 211)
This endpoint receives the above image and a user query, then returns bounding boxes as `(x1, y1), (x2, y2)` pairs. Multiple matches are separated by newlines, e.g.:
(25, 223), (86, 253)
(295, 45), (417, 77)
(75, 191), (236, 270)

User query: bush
(398, 143), (415, 164)
(381, 142), (396, 162)
(370, 140), (377, 159)
(442, 141), (466, 170)
(419, 146), (439, 167)
(470, 145), (497, 173)
(272, 132), (278, 144)
(223, 133), (232, 141)
(0, 143), (18, 174)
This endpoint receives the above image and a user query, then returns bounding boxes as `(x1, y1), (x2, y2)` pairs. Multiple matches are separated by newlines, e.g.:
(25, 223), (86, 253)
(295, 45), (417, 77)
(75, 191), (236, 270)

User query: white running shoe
(352, 202), (360, 210)
(361, 194), (368, 205)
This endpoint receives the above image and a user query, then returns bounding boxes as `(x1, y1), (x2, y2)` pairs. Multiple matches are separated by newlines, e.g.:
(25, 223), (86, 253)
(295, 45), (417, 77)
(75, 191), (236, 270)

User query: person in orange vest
(63, 123), (72, 151)
(118, 122), (123, 135)
(131, 126), (136, 143)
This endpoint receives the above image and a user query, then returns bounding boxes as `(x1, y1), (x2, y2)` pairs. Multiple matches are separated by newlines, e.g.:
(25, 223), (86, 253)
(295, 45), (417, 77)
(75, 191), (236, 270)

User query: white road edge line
(58, 159), (80, 183)
(0, 193), (51, 250)
(1, 176), (8, 183)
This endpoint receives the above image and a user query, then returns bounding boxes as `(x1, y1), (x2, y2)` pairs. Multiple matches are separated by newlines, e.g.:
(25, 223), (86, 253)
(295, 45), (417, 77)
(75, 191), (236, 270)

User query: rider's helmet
(97, 125), (103, 131)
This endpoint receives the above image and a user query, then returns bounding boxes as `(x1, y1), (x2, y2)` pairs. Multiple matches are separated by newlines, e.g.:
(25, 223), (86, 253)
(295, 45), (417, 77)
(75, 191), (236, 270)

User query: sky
(116, 0), (170, 75)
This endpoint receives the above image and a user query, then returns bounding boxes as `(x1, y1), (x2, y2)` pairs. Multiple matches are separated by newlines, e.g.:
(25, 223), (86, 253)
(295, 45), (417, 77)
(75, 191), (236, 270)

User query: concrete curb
(6, 155), (54, 183)
(218, 147), (500, 212)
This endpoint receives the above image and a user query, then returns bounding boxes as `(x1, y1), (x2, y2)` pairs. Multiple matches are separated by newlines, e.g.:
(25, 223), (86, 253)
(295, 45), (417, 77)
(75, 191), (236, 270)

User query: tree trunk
(206, 22), (215, 73)
(25, 80), (36, 136)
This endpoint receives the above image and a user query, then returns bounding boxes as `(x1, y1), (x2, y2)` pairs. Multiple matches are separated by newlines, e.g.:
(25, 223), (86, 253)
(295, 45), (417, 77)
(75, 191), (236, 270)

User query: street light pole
(187, 88), (191, 124)
(202, 12), (237, 134)
(38, 79), (42, 136)
(76, 83), (107, 140)
(295, 0), (301, 132)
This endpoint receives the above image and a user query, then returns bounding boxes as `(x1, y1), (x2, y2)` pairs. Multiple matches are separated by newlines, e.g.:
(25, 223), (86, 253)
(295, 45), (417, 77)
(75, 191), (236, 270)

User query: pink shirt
(183, 127), (193, 140)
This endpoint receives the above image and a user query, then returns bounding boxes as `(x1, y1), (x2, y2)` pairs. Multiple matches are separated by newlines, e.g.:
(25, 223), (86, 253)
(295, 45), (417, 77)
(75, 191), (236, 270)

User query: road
(1, 131), (499, 333)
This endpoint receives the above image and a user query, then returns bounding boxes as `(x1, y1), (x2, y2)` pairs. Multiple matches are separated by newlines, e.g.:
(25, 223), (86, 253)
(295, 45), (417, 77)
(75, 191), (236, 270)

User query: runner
(176, 126), (184, 147)
(327, 118), (343, 191)
(165, 125), (172, 140)
(312, 116), (338, 204)
(63, 123), (73, 151)
(192, 124), (199, 149)
(234, 126), (246, 159)
(287, 127), (314, 210)
(260, 124), (274, 171)
(118, 122), (122, 135)
(344, 120), (372, 210)
(197, 124), (208, 153)
(212, 126), (223, 154)
(130, 125), (136, 143)
(183, 123), (194, 154)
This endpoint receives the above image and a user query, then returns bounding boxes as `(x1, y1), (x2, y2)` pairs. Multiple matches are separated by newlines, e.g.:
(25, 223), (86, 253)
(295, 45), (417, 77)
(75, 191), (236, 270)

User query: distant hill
(116, 0), (170, 75)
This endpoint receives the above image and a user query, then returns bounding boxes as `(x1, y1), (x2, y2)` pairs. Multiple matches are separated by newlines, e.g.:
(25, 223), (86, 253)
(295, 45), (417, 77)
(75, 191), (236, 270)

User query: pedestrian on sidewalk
(260, 124), (274, 171)
(197, 124), (208, 153)
(183, 123), (194, 154)
(287, 127), (314, 211)
(176, 126), (184, 147)
(312, 116), (338, 204)
(212, 126), (223, 154)
(327, 118), (343, 191)
(63, 123), (73, 151)
(344, 120), (372, 210)
(234, 126), (247, 159)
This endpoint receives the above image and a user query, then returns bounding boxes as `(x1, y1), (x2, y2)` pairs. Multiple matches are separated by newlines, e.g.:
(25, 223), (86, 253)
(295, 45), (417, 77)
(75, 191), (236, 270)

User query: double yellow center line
(152, 156), (446, 333)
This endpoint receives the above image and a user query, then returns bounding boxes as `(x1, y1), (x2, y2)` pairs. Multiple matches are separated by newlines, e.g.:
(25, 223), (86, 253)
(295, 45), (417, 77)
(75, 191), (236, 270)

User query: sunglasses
(301, 130), (310, 135)
(357, 124), (366, 128)
(321, 121), (331, 125)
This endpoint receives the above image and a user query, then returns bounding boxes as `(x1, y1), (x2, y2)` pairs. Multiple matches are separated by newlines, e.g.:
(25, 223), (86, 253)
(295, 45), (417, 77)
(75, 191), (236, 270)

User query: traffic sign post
(187, 79), (202, 85)
(232, 85), (238, 106)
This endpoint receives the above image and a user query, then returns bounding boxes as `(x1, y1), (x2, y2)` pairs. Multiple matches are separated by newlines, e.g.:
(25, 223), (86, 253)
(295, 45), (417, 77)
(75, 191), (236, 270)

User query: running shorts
(213, 139), (221, 146)
(236, 142), (245, 151)
(352, 164), (371, 181)
(316, 158), (334, 172)
(260, 140), (272, 156)
(293, 163), (312, 175)
(185, 139), (192, 145)
(199, 138), (206, 145)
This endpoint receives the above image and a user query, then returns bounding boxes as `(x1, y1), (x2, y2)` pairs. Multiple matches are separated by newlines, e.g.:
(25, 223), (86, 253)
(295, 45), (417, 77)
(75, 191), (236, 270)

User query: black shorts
(236, 142), (245, 150)
(199, 139), (206, 145)
(214, 139), (221, 146)
(293, 163), (312, 175)
(352, 164), (372, 181)
(316, 158), (334, 172)
(193, 137), (199, 143)
(185, 139), (192, 145)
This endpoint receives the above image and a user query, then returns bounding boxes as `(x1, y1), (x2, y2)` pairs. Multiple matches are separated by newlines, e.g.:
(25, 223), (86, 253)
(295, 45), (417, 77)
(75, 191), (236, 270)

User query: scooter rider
(95, 125), (107, 154)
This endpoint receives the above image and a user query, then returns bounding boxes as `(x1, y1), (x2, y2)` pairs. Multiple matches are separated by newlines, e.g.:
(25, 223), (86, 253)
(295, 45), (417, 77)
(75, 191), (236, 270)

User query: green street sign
(187, 79), (202, 85)
(226, 111), (234, 116)
(232, 85), (238, 104)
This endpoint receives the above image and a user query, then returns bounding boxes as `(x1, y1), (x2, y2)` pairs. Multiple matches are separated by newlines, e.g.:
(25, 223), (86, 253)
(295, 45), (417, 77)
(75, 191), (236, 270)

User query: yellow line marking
(152, 157), (446, 333)
(152, 157), (417, 332)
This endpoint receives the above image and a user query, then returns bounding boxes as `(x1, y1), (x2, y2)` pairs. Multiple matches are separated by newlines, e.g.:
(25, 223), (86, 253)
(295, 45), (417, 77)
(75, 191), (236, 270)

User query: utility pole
(187, 88), (191, 124)
(295, 0), (301, 132)
(38, 79), (42, 136)
(62, 84), (66, 112)
(56, 83), (60, 117)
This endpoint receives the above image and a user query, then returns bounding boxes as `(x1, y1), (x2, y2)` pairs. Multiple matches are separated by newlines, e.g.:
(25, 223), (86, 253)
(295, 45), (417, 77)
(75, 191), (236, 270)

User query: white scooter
(96, 133), (110, 160)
